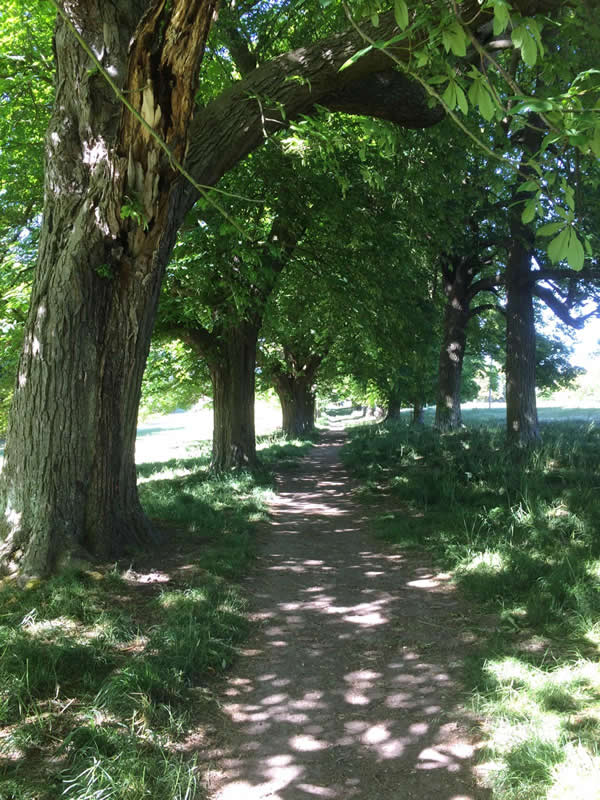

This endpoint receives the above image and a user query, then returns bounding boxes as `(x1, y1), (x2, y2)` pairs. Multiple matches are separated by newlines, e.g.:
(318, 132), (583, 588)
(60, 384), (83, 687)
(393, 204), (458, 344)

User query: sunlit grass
(344, 417), (600, 800)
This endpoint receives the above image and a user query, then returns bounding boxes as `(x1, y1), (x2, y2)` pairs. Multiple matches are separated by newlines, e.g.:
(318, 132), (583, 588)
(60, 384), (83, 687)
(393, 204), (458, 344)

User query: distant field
(135, 397), (282, 464)
(393, 403), (600, 427)
(0, 401), (598, 468)
(460, 404), (600, 425)
(0, 397), (283, 467)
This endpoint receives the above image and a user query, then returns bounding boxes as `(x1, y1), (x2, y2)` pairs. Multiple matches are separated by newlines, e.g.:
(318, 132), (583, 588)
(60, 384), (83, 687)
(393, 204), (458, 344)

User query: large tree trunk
(505, 129), (541, 447)
(505, 235), (539, 445)
(0, 0), (215, 575)
(267, 350), (322, 438)
(210, 322), (259, 471)
(275, 376), (317, 438)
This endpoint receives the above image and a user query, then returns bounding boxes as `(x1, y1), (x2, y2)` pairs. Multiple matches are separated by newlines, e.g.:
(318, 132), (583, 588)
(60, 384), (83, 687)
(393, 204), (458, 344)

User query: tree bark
(434, 258), (472, 432)
(386, 387), (402, 421)
(505, 229), (539, 445)
(210, 322), (259, 471)
(264, 349), (322, 438)
(505, 128), (542, 447)
(0, 0), (216, 575)
(275, 376), (317, 438)
(412, 399), (425, 426)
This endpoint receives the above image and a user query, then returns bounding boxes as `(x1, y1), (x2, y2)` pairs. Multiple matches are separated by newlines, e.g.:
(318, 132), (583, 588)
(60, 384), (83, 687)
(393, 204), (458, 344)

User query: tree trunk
(412, 399), (425, 425)
(386, 390), (402, 420)
(434, 253), (475, 432)
(0, 0), (215, 576)
(505, 129), (541, 447)
(505, 237), (539, 445)
(435, 295), (470, 431)
(210, 322), (259, 471)
(275, 376), (316, 438)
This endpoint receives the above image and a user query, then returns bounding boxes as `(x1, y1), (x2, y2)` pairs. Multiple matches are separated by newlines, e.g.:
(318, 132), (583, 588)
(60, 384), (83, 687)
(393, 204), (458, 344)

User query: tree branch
(533, 284), (594, 328)
(469, 302), (505, 319)
(529, 266), (600, 285)
(161, 324), (216, 357)
(467, 274), (504, 300)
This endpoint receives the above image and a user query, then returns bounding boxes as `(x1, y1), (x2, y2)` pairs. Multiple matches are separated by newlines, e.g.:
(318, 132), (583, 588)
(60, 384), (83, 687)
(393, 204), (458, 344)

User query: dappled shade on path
(201, 432), (489, 800)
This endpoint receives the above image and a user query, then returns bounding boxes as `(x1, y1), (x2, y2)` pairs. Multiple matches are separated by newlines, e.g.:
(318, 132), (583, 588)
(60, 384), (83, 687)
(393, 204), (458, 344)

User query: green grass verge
(343, 417), (600, 800)
(0, 433), (314, 800)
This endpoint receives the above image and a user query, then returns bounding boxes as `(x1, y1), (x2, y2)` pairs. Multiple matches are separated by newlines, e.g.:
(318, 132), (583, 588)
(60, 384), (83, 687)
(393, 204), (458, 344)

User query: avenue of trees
(0, 0), (599, 576)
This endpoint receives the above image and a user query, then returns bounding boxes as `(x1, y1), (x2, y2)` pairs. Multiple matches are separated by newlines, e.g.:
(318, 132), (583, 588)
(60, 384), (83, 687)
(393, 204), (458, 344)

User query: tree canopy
(0, 0), (599, 574)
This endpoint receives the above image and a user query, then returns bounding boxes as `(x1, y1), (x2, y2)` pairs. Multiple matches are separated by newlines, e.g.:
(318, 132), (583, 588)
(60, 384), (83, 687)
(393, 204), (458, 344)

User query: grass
(343, 413), (600, 800)
(0, 431), (314, 800)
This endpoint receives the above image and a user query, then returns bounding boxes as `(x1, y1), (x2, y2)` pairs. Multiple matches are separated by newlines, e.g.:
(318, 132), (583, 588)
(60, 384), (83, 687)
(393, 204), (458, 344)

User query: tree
(0, 2), (441, 574)
(0, 0), (221, 576)
(0, 0), (571, 575)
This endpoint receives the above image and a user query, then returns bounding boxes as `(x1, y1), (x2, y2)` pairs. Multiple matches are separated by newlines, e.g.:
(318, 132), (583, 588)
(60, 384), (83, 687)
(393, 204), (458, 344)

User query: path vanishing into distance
(200, 428), (491, 800)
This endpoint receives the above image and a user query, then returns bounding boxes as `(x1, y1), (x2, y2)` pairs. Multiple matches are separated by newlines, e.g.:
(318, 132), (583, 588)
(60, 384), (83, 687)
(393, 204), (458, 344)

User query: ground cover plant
(343, 414), (600, 800)
(0, 433), (313, 800)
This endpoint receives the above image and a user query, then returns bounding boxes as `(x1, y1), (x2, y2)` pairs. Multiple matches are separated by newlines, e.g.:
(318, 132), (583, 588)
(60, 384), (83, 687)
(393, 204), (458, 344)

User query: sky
(572, 316), (600, 369)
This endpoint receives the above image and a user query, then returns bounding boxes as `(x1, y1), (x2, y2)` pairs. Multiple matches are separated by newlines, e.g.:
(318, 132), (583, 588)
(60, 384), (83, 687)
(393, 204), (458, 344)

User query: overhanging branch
(533, 284), (596, 328)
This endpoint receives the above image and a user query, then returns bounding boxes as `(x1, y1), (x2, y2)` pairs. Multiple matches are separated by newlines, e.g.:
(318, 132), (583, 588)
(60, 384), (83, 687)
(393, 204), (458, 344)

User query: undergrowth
(344, 418), (600, 800)
(0, 432), (314, 800)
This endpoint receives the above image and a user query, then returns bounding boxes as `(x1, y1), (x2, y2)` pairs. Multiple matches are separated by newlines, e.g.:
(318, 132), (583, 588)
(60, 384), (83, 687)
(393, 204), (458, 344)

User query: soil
(200, 429), (491, 800)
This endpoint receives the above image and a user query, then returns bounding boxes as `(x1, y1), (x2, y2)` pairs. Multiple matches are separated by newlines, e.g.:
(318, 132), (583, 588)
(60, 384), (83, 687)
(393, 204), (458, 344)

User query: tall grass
(344, 418), (600, 800)
(0, 433), (314, 800)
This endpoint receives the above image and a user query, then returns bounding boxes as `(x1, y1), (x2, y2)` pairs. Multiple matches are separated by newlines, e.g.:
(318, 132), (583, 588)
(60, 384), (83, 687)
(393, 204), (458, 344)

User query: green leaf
(394, 0), (409, 30)
(428, 75), (449, 85)
(564, 184), (575, 211)
(521, 198), (537, 224)
(455, 84), (468, 115)
(528, 18), (544, 59)
(442, 80), (457, 110)
(371, 13), (379, 27)
(414, 49), (429, 68)
(478, 86), (495, 121)
(512, 24), (537, 66)
(536, 221), (564, 237)
(548, 226), (570, 263)
(510, 96), (555, 115)
(566, 229), (585, 270)
(517, 180), (539, 193)
(468, 78), (480, 106)
(492, 1), (510, 36)
(340, 45), (373, 71)
(442, 21), (467, 57)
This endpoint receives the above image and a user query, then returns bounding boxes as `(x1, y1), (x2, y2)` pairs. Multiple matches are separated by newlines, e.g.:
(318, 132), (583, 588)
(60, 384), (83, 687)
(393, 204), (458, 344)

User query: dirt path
(202, 430), (489, 800)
